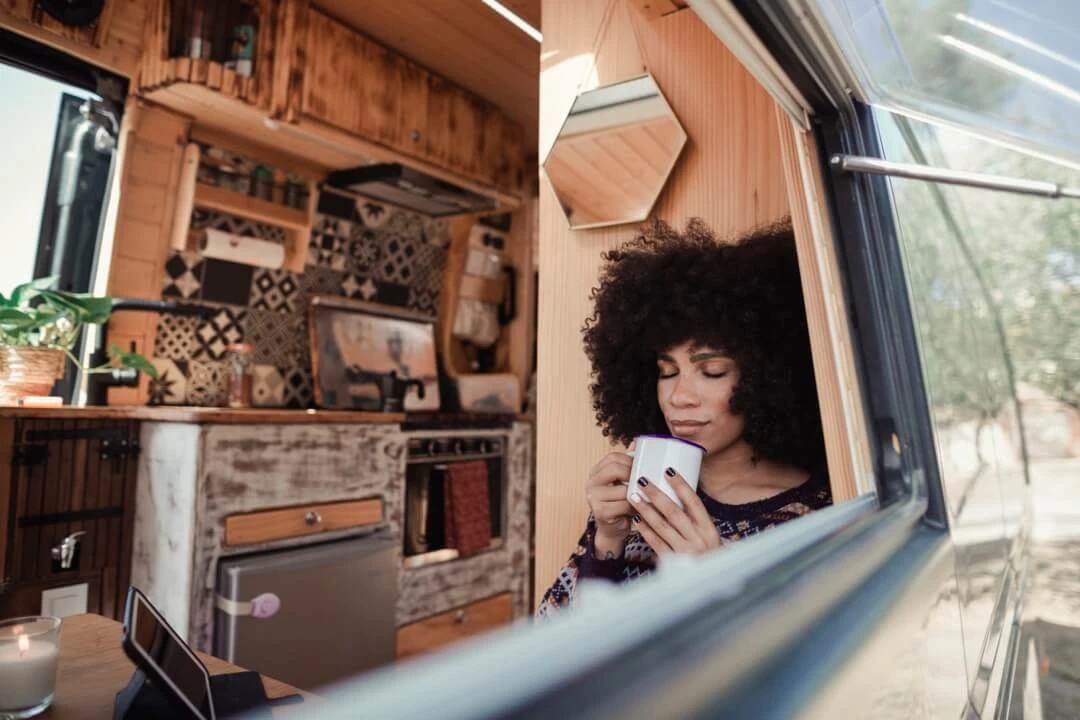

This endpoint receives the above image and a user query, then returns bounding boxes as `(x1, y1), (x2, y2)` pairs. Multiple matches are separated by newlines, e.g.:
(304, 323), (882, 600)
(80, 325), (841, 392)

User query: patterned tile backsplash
(149, 192), (449, 408)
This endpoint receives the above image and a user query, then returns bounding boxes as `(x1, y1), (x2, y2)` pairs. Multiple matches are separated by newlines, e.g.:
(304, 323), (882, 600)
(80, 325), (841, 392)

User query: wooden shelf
(194, 182), (310, 230)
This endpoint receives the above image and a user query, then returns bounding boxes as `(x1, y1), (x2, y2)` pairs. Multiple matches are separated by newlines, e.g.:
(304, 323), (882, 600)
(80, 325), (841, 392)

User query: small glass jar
(0, 616), (62, 718)
(225, 343), (255, 408)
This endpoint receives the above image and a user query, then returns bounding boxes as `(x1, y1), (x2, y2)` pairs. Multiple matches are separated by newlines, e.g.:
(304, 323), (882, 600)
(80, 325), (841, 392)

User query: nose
(665, 373), (701, 409)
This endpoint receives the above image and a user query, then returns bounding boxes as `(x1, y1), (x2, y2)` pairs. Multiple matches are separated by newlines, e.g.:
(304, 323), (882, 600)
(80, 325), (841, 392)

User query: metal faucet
(85, 298), (216, 405)
(51, 531), (86, 570)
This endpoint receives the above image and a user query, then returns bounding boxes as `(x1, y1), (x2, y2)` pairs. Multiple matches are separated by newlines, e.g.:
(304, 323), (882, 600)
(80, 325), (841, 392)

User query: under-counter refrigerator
(214, 530), (398, 692)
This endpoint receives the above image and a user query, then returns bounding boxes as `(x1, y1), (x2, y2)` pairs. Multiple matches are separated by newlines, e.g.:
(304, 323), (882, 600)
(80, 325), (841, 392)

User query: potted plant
(0, 277), (157, 404)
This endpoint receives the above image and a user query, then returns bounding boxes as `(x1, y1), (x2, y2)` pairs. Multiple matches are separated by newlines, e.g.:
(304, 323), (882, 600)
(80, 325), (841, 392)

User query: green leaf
(109, 344), (158, 379)
(10, 277), (58, 307)
(0, 307), (37, 330)
(39, 290), (113, 324)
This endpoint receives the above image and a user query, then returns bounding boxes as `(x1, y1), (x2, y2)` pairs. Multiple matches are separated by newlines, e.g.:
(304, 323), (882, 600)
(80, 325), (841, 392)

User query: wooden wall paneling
(254, 0), (276, 110)
(425, 75), (453, 169)
(105, 100), (192, 404)
(270, 0), (309, 122)
(775, 110), (872, 501)
(0, 419), (13, 584)
(448, 91), (478, 178)
(534, 0), (789, 606)
(301, 11), (352, 130)
(361, 37), (401, 147)
(437, 214), (484, 378)
(397, 59), (429, 159)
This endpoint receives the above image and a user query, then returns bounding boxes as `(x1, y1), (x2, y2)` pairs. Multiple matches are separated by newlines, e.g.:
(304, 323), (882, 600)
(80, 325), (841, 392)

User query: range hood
(324, 163), (499, 217)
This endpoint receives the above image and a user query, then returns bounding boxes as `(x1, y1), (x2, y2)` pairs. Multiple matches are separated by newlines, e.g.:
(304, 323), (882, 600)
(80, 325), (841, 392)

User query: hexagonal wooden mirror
(543, 74), (687, 230)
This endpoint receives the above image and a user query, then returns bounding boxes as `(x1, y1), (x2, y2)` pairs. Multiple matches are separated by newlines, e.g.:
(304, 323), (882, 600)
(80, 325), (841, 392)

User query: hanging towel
(443, 461), (492, 557)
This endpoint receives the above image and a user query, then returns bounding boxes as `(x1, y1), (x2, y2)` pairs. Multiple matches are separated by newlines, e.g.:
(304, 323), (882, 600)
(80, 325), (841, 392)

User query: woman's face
(656, 341), (745, 457)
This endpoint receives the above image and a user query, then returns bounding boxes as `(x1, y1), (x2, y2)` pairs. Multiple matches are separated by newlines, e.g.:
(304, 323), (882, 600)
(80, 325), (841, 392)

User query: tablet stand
(113, 668), (279, 719)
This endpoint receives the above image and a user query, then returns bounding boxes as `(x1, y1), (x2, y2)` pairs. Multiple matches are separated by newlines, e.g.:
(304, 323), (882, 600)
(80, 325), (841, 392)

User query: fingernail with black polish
(637, 477), (649, 487)
(665, 467), (676, 477)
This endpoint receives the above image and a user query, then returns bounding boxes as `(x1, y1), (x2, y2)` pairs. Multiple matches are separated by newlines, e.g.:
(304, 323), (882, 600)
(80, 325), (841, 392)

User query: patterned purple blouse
(536, 471), (832, 616)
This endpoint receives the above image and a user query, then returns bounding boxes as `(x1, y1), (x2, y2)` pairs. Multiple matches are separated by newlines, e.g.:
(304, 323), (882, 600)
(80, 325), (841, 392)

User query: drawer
(395, 593), (513, 659)
(223, 497), (383, 547)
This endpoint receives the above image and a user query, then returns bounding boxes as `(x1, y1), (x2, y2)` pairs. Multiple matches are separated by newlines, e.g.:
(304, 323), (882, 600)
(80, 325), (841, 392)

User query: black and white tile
(249, 268), (301, 314)
(154, 314), (199, 361)
(163, 251), (204, 299)
(147, 358), (188, 405)
(282, 367), (314, 409)
(408, 286), (440, 318)
(201, 258), (255, 306)
(341, 274), (378, 302)
(375, 281), (410, 308)
(253, 364), (286, 407)
(358, 200), (390, 228)
(376, 233), (418, 285)
(317, 191), (359, 222)
(193, 307), (247, 361)
(244, 309), (307, 368)
(307, 228), (348, 271)
(300, 265), (346, 297)
(192, 208), (287, 243)
(187, 360), (227, 406)
(347, 226), (381, 274)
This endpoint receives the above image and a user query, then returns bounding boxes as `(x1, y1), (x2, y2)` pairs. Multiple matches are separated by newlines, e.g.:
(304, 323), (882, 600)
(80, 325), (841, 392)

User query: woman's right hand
(587, 451), (635, 558)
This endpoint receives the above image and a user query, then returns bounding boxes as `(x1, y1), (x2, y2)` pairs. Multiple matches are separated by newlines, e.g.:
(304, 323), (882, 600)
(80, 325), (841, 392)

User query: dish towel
(444, 461), (492, 557)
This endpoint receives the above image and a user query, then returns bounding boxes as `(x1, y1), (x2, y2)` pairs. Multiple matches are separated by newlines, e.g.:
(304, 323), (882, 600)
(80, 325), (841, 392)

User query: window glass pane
(813, 0), (1080, 167)
(875, 106), (1080, 689)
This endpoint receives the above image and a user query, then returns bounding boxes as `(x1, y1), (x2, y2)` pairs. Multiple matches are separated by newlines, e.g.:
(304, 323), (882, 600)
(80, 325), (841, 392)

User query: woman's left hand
(629, 468), (720, 556)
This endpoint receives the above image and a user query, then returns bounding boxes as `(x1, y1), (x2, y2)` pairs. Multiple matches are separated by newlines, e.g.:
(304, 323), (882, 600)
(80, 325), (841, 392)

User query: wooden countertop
(0, 405), (405, 424)
(50, 613), (312, 718)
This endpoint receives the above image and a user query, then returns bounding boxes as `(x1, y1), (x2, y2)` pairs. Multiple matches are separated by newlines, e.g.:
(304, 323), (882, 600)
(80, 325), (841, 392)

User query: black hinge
(12, 443), (49, 467)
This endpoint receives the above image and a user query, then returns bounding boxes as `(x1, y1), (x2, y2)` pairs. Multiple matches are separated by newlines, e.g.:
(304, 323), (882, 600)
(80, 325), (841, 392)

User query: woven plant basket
(0, 346), (65, 404)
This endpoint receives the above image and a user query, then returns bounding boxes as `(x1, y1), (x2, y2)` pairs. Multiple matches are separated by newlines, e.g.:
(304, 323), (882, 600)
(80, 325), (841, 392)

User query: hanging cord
(573, 0), (620, 96)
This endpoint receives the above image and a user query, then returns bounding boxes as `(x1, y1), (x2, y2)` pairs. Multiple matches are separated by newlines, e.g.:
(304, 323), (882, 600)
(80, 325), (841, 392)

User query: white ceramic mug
(626, 435), (705, 509)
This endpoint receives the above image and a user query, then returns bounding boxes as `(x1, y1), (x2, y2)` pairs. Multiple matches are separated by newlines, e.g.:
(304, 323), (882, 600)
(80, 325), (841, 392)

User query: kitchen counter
(0, 405), (405, 424)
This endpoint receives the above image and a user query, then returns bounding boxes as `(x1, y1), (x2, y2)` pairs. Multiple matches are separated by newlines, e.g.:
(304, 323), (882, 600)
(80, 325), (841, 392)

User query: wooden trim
(192, 183), (310, 230)
(437, 216), (484, 378)
(395, 593), (513, 659)
(775, 108), (871, 502)
(0, 406), (404, 424)
(223, 498), (384, 547)
(170, 143), (200, 251)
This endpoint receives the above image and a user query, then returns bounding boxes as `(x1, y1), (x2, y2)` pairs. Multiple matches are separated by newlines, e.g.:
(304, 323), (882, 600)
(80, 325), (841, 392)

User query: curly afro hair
(582, 218), (826, 472)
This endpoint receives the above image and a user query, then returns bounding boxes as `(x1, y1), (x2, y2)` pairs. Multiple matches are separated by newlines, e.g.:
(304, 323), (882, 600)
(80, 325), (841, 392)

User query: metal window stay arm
(831, 153), (1080, 200)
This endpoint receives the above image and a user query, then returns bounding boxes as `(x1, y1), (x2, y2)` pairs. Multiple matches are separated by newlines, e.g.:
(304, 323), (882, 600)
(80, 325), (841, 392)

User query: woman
(538, 218), (831, 615)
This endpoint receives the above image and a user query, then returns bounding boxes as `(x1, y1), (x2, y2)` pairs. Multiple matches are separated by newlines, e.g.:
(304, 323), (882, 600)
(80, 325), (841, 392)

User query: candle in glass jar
(0, 634), (59, 712)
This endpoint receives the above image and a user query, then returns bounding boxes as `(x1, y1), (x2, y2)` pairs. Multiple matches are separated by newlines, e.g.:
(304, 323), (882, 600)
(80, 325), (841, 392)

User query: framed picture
(308, 295), (441, 412)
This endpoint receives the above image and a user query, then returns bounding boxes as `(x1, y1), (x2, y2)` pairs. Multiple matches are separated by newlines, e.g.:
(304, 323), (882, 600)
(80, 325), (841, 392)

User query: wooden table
(47, 614), (310, 718)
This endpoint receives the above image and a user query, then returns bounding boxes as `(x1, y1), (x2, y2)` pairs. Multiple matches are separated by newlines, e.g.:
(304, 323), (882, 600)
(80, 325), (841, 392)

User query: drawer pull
(455, 610), (467, 625)
(304, 511), (323, 526)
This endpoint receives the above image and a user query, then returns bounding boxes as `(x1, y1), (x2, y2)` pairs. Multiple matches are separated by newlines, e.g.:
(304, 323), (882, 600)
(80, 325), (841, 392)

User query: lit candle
(0, 618), (61, 717)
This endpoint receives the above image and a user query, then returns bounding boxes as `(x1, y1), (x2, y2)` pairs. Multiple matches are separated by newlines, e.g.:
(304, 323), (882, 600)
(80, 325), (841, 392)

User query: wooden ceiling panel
(313, 0), (540, 147)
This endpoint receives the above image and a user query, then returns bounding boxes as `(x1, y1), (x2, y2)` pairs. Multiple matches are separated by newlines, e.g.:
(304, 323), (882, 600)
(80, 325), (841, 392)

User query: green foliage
(0, 277), (158, 379)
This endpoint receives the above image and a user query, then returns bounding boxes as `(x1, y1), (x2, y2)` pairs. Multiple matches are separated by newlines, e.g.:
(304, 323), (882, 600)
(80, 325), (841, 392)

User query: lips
(669, 420), (708, 436)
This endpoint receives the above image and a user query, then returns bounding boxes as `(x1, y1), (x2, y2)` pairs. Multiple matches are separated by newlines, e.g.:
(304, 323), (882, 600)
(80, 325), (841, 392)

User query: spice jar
(251, 165), (273, 201)
(225, 343), (255, 408)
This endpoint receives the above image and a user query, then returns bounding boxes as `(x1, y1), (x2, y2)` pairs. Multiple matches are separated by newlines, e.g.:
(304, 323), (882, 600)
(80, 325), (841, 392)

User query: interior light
(481, 0), (542, 43)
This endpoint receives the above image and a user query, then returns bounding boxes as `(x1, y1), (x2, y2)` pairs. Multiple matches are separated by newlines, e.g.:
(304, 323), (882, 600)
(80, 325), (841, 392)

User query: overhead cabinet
(137, 0), (525, 204)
